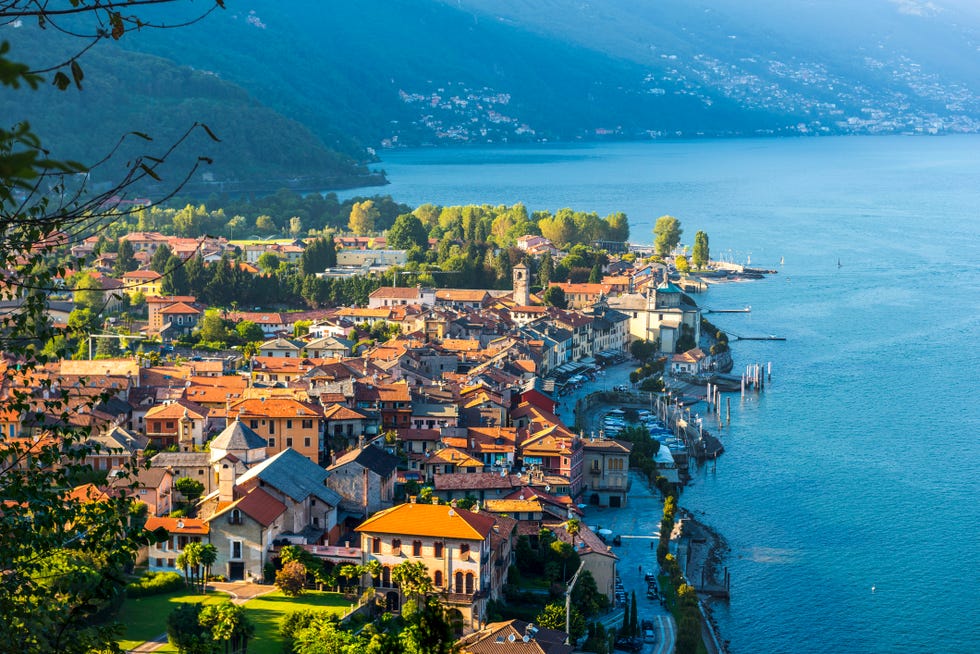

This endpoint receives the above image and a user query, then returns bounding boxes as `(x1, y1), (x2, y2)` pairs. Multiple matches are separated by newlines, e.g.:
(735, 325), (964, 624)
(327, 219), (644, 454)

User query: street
(585, 470), (676, 654)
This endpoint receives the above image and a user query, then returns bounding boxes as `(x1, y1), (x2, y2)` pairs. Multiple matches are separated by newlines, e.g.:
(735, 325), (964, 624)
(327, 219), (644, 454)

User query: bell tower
(513, 263), (530, 306)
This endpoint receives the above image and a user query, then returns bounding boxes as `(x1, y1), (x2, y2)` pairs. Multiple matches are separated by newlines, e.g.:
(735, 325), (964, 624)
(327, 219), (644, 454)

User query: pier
(706, 307), (751, 314)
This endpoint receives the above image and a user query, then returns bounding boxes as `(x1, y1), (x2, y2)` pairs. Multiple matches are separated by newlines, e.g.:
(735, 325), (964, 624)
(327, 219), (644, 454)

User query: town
(1, 213), (746, 654)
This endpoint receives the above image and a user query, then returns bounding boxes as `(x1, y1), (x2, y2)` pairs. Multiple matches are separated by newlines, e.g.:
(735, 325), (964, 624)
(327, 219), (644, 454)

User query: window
(286, 438), (293, 447)
(168, 558), (175, 568)
(459, 543), (470, 559)
(250, 420), (259, 429)
(165, 421), (175, 430)
(434, 570), (443, 587)
(156, 558), (163, 567)
(268, 438), (276, 447)
(412, 540), (422, 557)
(302, 419), (313, 429)
(269, 421), (275, 435)
(392, 538), (401, 554)
(231, 541), (242, 559)
(465, 573), (474, 594)
(286, 419), (293, 429)
(454, 571), (464, 593)
(434, 542), (444, 558)
(304, 437), (311, 448)
(229, 509), (242, 525)
(372, 538), (381, 554)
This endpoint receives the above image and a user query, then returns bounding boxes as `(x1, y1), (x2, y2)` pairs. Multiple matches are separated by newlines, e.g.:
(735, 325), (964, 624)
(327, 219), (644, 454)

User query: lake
(361, 136), (980, 653)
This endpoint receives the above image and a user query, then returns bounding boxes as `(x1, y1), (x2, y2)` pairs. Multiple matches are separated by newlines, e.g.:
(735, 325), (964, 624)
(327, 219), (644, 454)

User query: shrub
(127, 571), (184, 598)
(276, 560), (307, 597)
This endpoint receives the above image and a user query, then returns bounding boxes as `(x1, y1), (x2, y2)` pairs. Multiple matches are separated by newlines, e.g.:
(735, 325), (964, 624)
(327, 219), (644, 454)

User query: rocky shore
(678, 508), (731, 653)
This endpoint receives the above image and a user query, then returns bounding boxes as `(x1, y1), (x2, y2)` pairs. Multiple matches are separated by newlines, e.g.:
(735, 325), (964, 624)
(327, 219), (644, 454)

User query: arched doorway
(447, 608), (464, 637)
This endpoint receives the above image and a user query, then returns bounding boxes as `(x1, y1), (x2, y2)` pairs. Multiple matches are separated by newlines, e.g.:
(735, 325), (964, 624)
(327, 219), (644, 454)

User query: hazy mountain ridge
(448, 0), (980, 136)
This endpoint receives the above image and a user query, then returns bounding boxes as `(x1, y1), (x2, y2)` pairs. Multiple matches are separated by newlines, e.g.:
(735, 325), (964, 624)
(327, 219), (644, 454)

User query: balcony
(589, 467), (602, 476)
(444, 588), (488, 603)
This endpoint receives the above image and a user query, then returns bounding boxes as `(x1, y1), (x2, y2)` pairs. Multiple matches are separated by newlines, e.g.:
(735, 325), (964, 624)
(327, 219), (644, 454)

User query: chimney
(218, 462), (236, 503)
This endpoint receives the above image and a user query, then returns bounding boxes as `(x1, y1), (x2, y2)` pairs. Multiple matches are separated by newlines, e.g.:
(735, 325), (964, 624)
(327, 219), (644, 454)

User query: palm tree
(566, 518), (581, 549)
(391, 561), (434, 606)
(199, 543), (218, 593)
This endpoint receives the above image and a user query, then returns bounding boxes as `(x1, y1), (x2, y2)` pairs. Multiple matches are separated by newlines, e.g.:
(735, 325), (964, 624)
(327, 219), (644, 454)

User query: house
(304, 336), (352, 359)
(430, 472), (523, 504)
(550, 521), (618, 603)
(546, 282), (613, 309)
(149, 451), (217, 496)
(84, 424), (147, 472)
(208, 419), (269, 468)
(519, 427), (584, 498)
(121, 269), (163, 298)
(325, 442), (400, 518)
(159, 302), (203, 338)
(458, 620), (571, 654)
(434, 289), (490, 310)
(258, 338), (304, 358)
(226, 311), (290, 337)
(144, 516), (209, 573)
(336, 249), (407, 268)
(423, 447), (484, 480)
(671, 347), (708, 376)
(143, 399), (209, 451)
(228, 397), (324, 465)
(581, 438), (632, 508)
(368, 286), (435, 308)
(355, 502), (500, 632)
(128, 467), (175, 517)
(203, 448), (343, 581)
(146, 295), (198, 330)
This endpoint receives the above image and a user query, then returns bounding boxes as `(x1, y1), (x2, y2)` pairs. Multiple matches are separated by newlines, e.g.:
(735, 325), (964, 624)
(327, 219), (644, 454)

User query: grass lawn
(115, 589), (229, 651)
(243, 590), (352, 654)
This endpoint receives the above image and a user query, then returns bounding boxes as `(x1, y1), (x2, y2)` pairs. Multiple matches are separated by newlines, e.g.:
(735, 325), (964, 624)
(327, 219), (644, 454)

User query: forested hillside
(0, 24), (384, 194)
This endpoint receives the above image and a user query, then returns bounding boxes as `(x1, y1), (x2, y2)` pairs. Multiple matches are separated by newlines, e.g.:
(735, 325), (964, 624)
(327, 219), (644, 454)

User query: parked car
(612, 534), (622, 546)
(643, 629), (657, 644)
(614, 638), (643, 652)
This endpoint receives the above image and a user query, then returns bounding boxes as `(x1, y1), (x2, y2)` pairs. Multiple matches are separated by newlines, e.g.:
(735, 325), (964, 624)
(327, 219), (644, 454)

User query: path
(584, 471), (676, 654)
(124, 582), (276, 652)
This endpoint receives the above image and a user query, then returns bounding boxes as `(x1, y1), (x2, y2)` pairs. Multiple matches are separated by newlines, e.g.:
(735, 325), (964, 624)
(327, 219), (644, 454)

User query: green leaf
(138, 163), (161, 181)
(52, 71), (71, 91)
(70, 60), (84, 90)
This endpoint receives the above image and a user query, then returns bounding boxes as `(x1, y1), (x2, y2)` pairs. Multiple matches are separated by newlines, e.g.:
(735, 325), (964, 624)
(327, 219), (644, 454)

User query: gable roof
(236, 448), (342, 506)
(145, 515), (209, 536)
(209, 487), (287, 527)
(329, 445), (400, 477)
(356, 502), (496, 540)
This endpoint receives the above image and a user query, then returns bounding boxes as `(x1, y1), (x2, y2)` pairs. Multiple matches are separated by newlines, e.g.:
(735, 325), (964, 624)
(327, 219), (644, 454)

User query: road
(586, 470), (676, 654)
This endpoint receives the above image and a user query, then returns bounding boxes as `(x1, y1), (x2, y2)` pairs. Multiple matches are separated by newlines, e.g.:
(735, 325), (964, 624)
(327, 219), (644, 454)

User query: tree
(255, 214), (278, 234)
(198, 543), (218, 592)
(174, 476), (205, 506)
(73, 272), (105, 313)
(400, 597), (460, 654)
(691, 230), (709, 269)
(161, 254), (190, 296)
(674, 255), (690, 274)
(289, 216), (304, 237)
(537, 602), (585, 642)
(167, 603), (213, 654)
(235, 320), (265, 344)
(0, 4), (223, 651)
(114, 238), (137, 275)
(588, 262), (602, 283)
(197, 309), (232, 345)
(348, 200), (379, 234)
(257, 251), (281, 273)
(276, 561), (308, 597)
(199, 602), (254, 654)
(391, 560), (433, 604)
(542, 285), (567, 309)
(388, 213), (429, 250)
(566, 518), (581, 549)
(604, 211), (630, 242)
(653, 215), (683, 257)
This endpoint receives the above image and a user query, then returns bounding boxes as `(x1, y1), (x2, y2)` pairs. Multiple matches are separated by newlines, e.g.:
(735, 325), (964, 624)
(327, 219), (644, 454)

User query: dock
(706, 307), (751, 314)
(734, 335), (785, 341)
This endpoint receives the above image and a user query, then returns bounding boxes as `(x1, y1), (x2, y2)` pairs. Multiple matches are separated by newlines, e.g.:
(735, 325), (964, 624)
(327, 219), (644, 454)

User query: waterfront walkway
(586, 471), (677, 654)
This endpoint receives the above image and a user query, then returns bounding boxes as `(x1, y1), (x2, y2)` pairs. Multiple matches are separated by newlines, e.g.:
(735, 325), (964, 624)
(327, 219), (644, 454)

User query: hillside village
(1, 225), (731, 647)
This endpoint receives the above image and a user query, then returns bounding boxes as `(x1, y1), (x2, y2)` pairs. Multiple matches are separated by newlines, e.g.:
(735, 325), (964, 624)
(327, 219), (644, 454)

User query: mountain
(116, 0), (980, 147)
(0, 23), (385, 195)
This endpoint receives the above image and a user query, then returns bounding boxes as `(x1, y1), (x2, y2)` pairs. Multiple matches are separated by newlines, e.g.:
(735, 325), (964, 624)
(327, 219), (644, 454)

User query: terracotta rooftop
(356, 502), (497, 540)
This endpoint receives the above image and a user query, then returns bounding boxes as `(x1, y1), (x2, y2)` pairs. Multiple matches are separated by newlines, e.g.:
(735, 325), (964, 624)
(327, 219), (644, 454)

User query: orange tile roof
(145, 515), (209, 536)
(322, 403), (367, 421)
(229, 397), (322, 418)
(356, 502), (496, 540)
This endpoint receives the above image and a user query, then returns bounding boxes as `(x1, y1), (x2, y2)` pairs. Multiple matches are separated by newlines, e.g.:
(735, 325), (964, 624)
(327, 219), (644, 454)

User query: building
(229, 397), (324, 465)
(458, 620), (572, 654)
(368, 286), (435, 308)
(581, 438), (632, 508)
(512, 263), (531, 307)
(355, 502), (499, 631)
(325, 442), (400, 518)
(144, 516), (209, 572)
(336, 249), (407, 268)
(670, 347), (708, 375)
(203, 448), (343, 581)
(143, 400), (209, 451)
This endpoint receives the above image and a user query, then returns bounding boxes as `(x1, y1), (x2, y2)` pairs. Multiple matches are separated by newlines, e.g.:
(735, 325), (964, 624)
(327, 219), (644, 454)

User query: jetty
(706, 306), (751, 314)
(734, 334), (785, 341)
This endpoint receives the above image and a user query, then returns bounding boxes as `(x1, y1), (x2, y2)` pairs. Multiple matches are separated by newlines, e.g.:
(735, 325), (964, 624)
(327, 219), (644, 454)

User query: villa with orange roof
(144, 516), (209, 572)
(355, 501), (502, 631)
(143, 399), (209, 451)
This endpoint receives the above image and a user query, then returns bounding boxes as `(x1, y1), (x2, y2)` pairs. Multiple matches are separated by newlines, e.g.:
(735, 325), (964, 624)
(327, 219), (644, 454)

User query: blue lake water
(358, 136), (980, 653)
